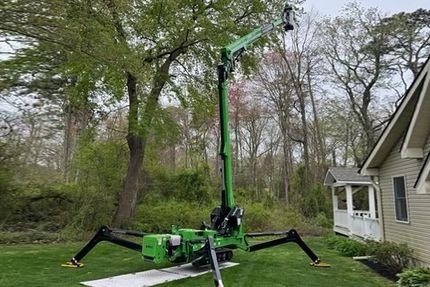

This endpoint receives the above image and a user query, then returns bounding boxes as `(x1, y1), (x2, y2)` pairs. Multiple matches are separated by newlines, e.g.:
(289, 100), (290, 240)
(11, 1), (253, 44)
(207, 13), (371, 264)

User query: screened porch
(325, 167), (382, 241)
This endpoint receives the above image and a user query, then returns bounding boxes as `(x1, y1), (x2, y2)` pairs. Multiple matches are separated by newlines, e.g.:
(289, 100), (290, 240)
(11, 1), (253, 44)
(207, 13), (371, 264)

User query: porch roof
(324, 167), (372, 186)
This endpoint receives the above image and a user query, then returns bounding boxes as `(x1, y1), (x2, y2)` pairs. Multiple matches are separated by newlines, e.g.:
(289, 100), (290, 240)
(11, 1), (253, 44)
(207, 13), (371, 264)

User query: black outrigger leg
(206, 237), (224, 287)
(246, 229), (330, 267)
(62, 225), (146, 268)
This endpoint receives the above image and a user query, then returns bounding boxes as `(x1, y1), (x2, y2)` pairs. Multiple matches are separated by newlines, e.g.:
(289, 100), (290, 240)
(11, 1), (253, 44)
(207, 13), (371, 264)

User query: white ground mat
(81, 262), (239, 287)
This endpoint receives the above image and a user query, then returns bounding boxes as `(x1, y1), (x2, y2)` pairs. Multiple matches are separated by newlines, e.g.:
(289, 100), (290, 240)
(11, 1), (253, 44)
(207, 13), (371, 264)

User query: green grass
(0, 238), (394, 287)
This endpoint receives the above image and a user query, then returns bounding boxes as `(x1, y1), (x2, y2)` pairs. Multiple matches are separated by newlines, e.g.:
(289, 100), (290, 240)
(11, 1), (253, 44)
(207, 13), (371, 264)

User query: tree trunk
(306, 60), (325, 180)
(112, 51), (183, 226)
(112, 73), (143, 227)
(344, 117), (350, 166)
(297, 89), (310, 185)
(63, 100), (73, 182)
(280, 115), (292, 203)
(281, 50), (310, 188)
(233, 114), (240, 181)
(282, 138), (291, 203)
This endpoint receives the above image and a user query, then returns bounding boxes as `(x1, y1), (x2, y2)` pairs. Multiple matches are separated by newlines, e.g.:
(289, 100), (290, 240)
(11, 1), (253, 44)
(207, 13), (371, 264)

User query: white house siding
(379, 133), (430, 265)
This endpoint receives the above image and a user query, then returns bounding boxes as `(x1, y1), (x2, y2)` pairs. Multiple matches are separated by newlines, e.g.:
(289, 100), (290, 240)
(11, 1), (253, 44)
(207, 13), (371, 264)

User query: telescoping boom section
(63, 2), (329, 286)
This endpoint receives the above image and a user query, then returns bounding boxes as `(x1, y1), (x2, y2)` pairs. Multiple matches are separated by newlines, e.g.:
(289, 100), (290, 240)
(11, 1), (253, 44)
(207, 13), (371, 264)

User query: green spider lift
(63, 2), (330, 286)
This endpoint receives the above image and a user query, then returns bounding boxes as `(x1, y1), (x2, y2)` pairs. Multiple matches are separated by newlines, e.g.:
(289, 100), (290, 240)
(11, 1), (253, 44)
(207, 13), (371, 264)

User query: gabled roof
(324, 167), (372, 186)
(360, 56), (430, 176)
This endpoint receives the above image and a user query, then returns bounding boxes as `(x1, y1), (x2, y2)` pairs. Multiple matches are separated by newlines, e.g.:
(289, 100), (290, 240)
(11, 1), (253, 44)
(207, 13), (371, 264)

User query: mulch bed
(359, 259), (398, 282)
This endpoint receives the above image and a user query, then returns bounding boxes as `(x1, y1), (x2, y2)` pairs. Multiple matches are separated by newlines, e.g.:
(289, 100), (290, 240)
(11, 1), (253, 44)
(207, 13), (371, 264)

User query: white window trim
(391, 175), (410, 224)
(416, 180), (430, 194)
(415, 156), (430, 194)
(400, 72), (430, 159)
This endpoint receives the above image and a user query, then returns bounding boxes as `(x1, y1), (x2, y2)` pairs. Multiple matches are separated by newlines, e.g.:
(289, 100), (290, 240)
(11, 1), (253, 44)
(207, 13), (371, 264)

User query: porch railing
(334, 209), (381, 241)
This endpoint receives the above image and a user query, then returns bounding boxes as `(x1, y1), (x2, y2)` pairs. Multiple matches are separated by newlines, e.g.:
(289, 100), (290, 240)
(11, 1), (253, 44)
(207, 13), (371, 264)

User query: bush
(312, 212), (332, 228)
(242, 202), (318, 232)
(65, 186), (115, 231)
(289, 167), (331, 218)
(0, 167), (19, 224)
(325, 235), (367, 257)
(1, 183), (78, 232)
(171, 169), (212, 203)
(397, 267), (430, 287)
(367, 241), (413, 274)
(131, 198), (323, 236)
(243, 202), (272, 232)
(0, 231), (59, 244)
(131, 200), (212, 233)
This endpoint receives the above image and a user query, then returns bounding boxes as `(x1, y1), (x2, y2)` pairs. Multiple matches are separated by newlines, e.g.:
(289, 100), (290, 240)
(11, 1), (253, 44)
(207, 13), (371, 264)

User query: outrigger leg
(62, 225), (146, 268)
(246, 229), (331, 268)
(206, 236), (224, 287)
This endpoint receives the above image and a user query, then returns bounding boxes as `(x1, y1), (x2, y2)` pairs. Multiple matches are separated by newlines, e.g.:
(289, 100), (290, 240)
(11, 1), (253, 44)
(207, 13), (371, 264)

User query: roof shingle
(325, 167), (371, 186)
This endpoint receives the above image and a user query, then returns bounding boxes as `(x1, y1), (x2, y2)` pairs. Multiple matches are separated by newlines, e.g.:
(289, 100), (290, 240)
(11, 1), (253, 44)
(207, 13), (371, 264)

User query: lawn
(0, 237), (394, 287)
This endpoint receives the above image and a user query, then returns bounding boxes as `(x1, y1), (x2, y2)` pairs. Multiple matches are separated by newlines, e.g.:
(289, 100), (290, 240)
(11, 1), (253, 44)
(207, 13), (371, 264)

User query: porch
(325, 167), (382, 241)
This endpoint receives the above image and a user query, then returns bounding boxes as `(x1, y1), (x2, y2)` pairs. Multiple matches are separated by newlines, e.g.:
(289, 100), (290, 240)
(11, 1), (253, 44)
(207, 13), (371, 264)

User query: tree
(1, 0), (284, 226)
(229, 82), (247, 181)
(280, 11), (327, 182)
(254, 52), (294, 202)
(382, 9), (430, 94)
(323, 3), (394, 160)
(241, 100), (270, 198)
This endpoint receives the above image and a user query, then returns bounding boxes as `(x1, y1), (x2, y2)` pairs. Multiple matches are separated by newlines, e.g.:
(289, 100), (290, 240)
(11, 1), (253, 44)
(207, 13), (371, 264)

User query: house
(358, 56), (430, 266)
(324, 167), (382, 241)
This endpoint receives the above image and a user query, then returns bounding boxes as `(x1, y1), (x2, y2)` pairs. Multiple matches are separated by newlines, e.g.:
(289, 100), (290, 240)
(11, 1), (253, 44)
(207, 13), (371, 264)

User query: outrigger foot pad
(61, 258), (84, 268)
(62, 226), (143, 269)
(311, 261), (331, 268)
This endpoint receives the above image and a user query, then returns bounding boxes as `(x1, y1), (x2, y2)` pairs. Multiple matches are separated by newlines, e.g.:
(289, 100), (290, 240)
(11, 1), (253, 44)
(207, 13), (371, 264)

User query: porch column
(332, 186), (337, 230)
(345, 185), (353, 216)
(332, 186), (338, 210)
(368, 185), (376, 219)
(345, 185), (353, 235)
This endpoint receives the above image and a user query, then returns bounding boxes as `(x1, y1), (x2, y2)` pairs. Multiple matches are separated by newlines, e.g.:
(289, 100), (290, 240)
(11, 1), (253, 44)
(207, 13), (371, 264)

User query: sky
(304, 0), (430, 16)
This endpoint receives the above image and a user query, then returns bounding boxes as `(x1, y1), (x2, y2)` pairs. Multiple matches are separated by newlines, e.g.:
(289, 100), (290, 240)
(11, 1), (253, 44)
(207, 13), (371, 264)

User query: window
(393, 176), (408, 222)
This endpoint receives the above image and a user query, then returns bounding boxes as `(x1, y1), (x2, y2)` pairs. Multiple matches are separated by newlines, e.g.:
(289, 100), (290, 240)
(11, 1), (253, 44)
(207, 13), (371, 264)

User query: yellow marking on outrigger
(61, 262), (84, 268)
(311, 261), (331, 268)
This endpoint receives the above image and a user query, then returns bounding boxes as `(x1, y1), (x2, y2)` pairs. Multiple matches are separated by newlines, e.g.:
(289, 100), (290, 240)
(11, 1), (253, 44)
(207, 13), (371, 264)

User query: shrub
(367, 241), (413, 274)
(289, 167), (331, 218)
(65, 186), (115, 231)
(275, 207), (308, 229)
(397, 267), (430, 287)
(0, 167), (19, 224)
(242, 202), (315, 232)
(131, 198), (319, 236)
(171, 169), (212, 203)
(243, 202), (272, 232)
(0, 231), (59, 244)
(1, 183), (78, 232)
(325, 235), (367, 257)
(312, 212), (332, 228)
(132, 200), (212, 233)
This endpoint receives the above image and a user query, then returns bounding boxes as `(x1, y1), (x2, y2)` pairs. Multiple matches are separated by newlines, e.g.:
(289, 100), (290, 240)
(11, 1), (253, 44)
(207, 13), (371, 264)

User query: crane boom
(218, 2), (294, 212)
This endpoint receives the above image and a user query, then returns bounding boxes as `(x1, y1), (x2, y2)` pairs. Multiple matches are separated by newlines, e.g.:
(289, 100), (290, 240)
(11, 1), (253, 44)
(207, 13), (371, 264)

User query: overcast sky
(304, 0), (430, 16)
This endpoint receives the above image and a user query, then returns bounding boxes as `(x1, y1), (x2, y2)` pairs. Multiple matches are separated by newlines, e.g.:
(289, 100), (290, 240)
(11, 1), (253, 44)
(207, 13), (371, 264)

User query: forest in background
(0, 0), (429, 242)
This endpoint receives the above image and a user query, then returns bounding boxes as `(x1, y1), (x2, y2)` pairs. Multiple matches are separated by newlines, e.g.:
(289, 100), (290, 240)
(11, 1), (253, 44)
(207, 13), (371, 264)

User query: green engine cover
(142, 234), (170, 264)
(141, 227), (245, 264)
